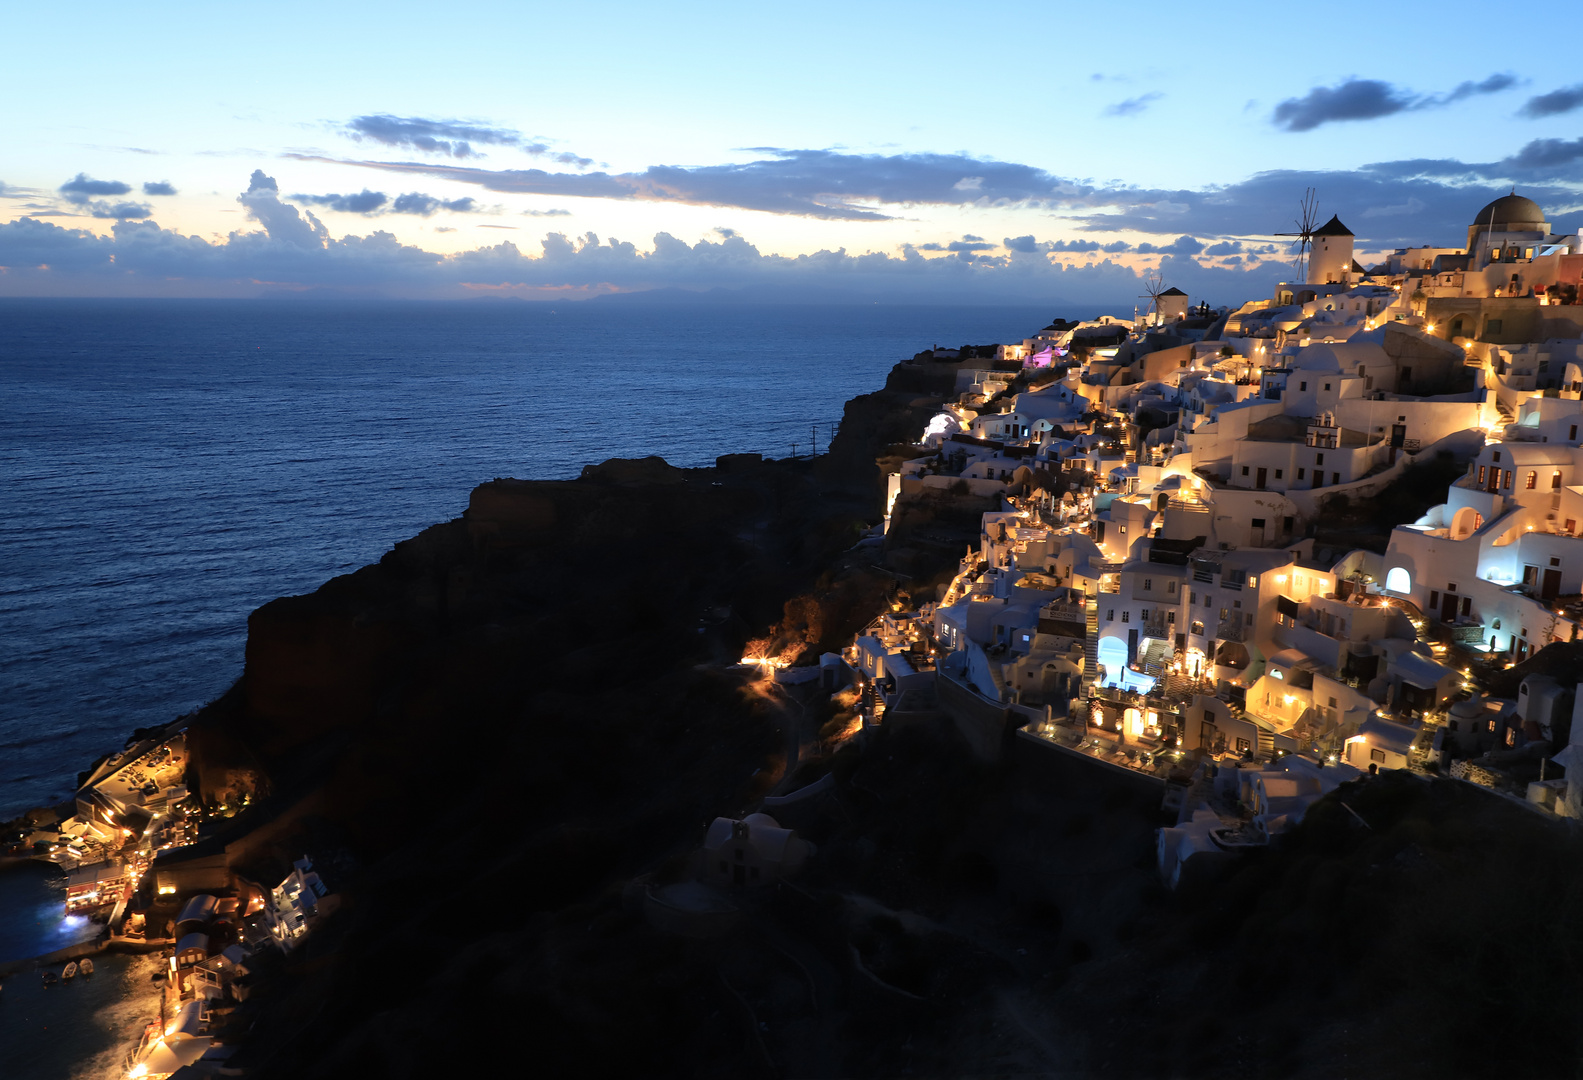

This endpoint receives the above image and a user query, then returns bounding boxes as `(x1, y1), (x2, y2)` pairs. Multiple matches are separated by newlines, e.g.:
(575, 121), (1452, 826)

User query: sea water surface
(0, 298), (1053, 820)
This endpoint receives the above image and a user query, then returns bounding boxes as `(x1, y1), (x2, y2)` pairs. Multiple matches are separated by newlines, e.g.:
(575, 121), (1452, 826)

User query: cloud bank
(0, 171), (1289, 307)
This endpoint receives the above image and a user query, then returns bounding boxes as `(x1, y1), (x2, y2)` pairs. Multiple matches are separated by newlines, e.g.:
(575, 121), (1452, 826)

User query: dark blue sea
(0, 298), (1055, 823)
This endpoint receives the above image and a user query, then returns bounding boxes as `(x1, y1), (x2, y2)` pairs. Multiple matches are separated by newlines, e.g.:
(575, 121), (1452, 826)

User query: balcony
(1216, 621), (1246, 643)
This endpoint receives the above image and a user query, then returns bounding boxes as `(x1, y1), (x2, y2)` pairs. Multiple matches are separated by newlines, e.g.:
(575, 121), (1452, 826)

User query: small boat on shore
(62, 961), (78, 979)
(78, 958), (94, 976)
(41, 970), (58, 986)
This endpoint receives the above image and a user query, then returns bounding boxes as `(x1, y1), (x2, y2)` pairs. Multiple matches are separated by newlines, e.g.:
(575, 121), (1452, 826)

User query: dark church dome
(1472, 193), (1544, 229)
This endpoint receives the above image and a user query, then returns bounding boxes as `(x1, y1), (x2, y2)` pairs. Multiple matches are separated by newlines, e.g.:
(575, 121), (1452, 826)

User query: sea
(0, 298), (1058, 823)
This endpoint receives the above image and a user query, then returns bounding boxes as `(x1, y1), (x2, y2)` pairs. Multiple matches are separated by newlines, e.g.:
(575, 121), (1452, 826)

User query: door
(1255, 467), (1267, 489)
(1441, 591), (1458, 623)
(1391, 424), (1406, 448)
(733, 864), (746, 886)
(1543, 568), (1562, 602)
(1398, 366), (1412, 392)
(1127, 628), (1138, 664)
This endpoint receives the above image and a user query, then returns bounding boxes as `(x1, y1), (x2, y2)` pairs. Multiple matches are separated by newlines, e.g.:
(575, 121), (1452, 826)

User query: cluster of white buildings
(855, 192), (1583, 857)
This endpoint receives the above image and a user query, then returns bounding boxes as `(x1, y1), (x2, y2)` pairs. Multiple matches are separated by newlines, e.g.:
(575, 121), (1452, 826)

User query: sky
(3, 0), (1582, 307)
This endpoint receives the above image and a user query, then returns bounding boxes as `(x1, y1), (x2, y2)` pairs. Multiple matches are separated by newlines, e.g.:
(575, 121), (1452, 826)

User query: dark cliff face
(172, 362), (956, 1077)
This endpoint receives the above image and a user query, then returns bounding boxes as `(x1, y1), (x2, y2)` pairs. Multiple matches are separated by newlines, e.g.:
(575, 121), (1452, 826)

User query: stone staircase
(1082, 600), (1099, 690)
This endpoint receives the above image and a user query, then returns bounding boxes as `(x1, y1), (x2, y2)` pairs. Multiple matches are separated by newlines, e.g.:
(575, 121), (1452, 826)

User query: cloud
(1521, 84), (1583, 118)
(1438, 73), (1517, 103)
(240, 169), (327, 248)
(59, 173), (133, 199)
(1135, 235), (1204, 256)
(919, 237), (995, 252)
(1104, 92), (1162, 117)
(291, 189), (390, 214)
(1272, 74), (1516, 131)
(390, 192), (477, 215)
(346, 115), (527, 159)
(142, 181), (177, 196)
(1203, 240), (1242, 256)
(342, 115), (593, 167)
(522, 208), (571, 217)
(55, 173), (150, 218)
(1506, 137), (1583, 170)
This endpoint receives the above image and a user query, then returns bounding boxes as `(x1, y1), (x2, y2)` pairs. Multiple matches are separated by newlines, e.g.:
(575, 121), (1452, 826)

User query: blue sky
(3, 0), (1581, 305)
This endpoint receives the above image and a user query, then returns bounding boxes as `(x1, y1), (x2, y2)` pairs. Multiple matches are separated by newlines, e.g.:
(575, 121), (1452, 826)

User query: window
(1236, 738), (1252, 754)
(1168, 581), (1177, 594)
(1487, 319), (1503, 334)
(1429, 589), (1440, 607)
(1121, 611), (1130, 623)
(1274, 469), (1283, 480)
(1385, 567), (1411, 594)
(1107, 609), (1115, 621)
(1572, 426), (1578, 441)
(1554, 471), (1563, 490)
(1504, 470), (1512, 488)
(1252, 518), (1265, 528)
(1324, 383), (1331, 391)
(1204, 594), (1213, 607)
(1299, 381), (1307, 390)
(1493, 451), (1502, 462)
(1191, 621), (1205, 636)
(1316, 454), (1325, 466)
(1370, 748), (1387, 764)
(1551, 557), (1561, 567)
(1527, 471), (1538, 489)
(1167, 611), (1176, 623)
(1143, 578), (1152, 590)
(1241, 466), (1249, 476)
(1333, 472), (1340, 485)
(1297, 468), (1306, 479)
(1479, 466), (1487, 485)
(1248, 575), (1258, 587)
(1245, 613), (1254, 625)
(1282, 517), (1293, 533)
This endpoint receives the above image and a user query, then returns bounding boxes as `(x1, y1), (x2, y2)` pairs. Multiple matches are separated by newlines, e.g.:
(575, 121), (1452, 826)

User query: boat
(62, 962), (78, 979)
(78, 958), (94, 976)
(41, 971), (58, 986)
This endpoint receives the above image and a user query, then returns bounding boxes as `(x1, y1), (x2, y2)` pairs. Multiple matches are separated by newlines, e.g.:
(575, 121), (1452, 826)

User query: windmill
(1274, 187), (1321, 283)
(1138, 271), (1168, 327)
